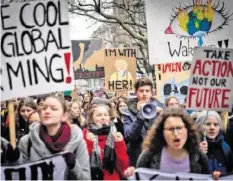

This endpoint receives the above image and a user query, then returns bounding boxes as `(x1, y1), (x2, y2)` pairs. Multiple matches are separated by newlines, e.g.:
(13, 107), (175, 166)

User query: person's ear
(61, 112), (68, 122)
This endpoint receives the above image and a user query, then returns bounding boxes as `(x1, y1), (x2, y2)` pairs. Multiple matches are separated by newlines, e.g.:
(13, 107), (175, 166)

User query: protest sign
(129, 168), (211, 180)
(145, 0), (233, 64)
(219, 173), (233, 180)
(72, 40), (105, 79)
(1, 0), (73, 101)
(155, 61), (191, 103)
(1, 154), (67, 180)
(187, 47), (233, 111)
(104, 48), (136, 92)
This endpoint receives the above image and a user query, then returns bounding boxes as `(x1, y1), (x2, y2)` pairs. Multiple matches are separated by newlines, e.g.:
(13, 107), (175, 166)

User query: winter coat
(206, 132), (233, 174)
(136, 148), (210, 174)
(18, 122), (91, 180)
(122, 98), (163, 166)
(83, 128), (129, 180)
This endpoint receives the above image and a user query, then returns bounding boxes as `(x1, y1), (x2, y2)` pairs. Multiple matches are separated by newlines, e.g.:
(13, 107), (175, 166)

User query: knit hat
(196, 111), (222, 129)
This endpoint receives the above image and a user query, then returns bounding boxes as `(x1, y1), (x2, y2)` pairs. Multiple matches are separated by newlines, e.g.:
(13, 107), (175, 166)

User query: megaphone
(141, 103), (157, 119)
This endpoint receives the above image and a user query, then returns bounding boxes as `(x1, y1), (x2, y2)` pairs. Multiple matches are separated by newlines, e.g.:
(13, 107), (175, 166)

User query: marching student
(68, 101), (85, 129)
(164, 96), (180, 109)
(122, 78), (163, 166)
(83, 97), (129, 180)
(18, 95), (90, 180)
(36, 95), (47, 113)
(17, 98), (37, 138)
(2, 98), (36, 142)
(135, 108), (210, 174)
(197, 111), (233, 175)
(115, 99), (128, 137)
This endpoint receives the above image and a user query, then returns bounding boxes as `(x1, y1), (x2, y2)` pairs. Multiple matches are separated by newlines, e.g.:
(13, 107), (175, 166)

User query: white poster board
(1, 154), (67, 180)
(1, 0), (74, 101)
(129, 168), (212, 180)
(187, 47), (233, 111)
(145, 0), (233, 64)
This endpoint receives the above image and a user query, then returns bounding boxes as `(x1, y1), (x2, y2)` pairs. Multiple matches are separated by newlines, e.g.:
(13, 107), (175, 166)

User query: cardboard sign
(187, 47), (233, 111)
(104, 48), (136, 92)
(72, 40), (105, 79)
(145, 0), (233, 64)
(155, 61), (191, 103)
(1, 0), (73, 101)
(1, 154), (66, 180)
(129, 168), (211, 180)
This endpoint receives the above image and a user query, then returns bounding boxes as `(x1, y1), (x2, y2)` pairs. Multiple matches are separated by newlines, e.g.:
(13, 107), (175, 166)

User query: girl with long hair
(136, 108), (209, 174)
(83, 97), (128, 180)
(68, 101), (85, 129)
(18, 95), (90, 180)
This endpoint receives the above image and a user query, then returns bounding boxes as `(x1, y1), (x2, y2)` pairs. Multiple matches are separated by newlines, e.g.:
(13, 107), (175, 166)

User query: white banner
(145, 0), (233, 64)
(187, 47), (233, 111)
(1, 0), (74, 101)
(1, 154), (67, 180)
(128, 168), (233, 180)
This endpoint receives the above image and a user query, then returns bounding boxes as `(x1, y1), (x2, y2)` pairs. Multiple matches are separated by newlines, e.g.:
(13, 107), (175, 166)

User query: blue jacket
(122, 98), (163, 166)
(205, 132), (233, 174)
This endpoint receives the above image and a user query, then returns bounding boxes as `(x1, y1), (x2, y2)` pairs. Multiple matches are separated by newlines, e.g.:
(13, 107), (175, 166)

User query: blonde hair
(220, 111), (229, 133)
(164, 96), (180, 107)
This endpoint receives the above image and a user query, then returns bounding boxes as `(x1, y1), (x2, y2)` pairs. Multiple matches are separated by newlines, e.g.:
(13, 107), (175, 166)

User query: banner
(129, 168), (211, 180)
(1, 154), (67, 180)
(155, 61), (191, 103)
(72, 40), (105, 79)
(187, 47), (233, 111)
(104, 48), (136, 92)
(1, 0), (74, 101)
(145, 0), (233, 64)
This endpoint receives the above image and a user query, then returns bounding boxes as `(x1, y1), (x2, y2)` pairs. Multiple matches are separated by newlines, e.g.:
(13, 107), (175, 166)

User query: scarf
(88, 123), (117, 179)
(39, 122), (71, 154)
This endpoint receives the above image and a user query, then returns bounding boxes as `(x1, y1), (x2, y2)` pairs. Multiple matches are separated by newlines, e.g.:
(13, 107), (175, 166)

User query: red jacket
(83, 128), (129, 180)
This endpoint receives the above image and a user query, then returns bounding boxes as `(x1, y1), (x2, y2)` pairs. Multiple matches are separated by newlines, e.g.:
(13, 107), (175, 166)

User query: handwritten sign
(187, 47), (233, 111)
(104, 48), (136, 92)
(145, 0), (233, 64)
(155, 61), (191, 103)
(1, 0), (73, 101)
(129, 168), (211, 180)
(1, 154), (66, 180)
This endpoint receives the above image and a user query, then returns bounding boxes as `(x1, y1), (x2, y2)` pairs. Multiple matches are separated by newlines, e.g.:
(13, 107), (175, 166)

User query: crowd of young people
(1, 78), (233, 180)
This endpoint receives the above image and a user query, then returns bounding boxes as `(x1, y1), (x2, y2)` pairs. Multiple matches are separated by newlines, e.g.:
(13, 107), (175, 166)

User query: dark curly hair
(143, 107), (200, 154)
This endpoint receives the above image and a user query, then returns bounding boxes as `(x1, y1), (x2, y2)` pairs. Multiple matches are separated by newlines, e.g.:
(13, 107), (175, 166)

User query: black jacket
(136, 148), (210, 174)
(206, 132), (233, 174)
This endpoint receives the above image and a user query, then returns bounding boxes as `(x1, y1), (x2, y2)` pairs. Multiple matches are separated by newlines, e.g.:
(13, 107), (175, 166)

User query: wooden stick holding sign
(7, 101), (16, 149)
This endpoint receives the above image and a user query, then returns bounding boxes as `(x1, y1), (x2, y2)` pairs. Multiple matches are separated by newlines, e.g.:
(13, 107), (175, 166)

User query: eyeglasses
(164, 126), (186, 134)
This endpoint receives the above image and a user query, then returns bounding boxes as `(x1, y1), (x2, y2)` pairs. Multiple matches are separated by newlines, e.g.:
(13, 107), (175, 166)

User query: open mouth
(173, 138), (181, 143)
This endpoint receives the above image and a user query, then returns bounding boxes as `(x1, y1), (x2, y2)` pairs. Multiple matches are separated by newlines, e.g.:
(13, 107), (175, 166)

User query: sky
(69, 14), (101, 40)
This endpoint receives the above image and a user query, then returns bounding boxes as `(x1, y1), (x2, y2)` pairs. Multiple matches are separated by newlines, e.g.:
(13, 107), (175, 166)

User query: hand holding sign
(199, 141), (208, 154)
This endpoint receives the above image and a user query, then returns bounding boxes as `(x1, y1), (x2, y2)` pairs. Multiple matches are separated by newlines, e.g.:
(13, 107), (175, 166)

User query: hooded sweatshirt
(18, 122), (90, 180)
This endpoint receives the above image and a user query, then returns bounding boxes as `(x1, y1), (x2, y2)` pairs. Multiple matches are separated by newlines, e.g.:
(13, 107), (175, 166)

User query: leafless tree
(68, 0), (154, 76)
